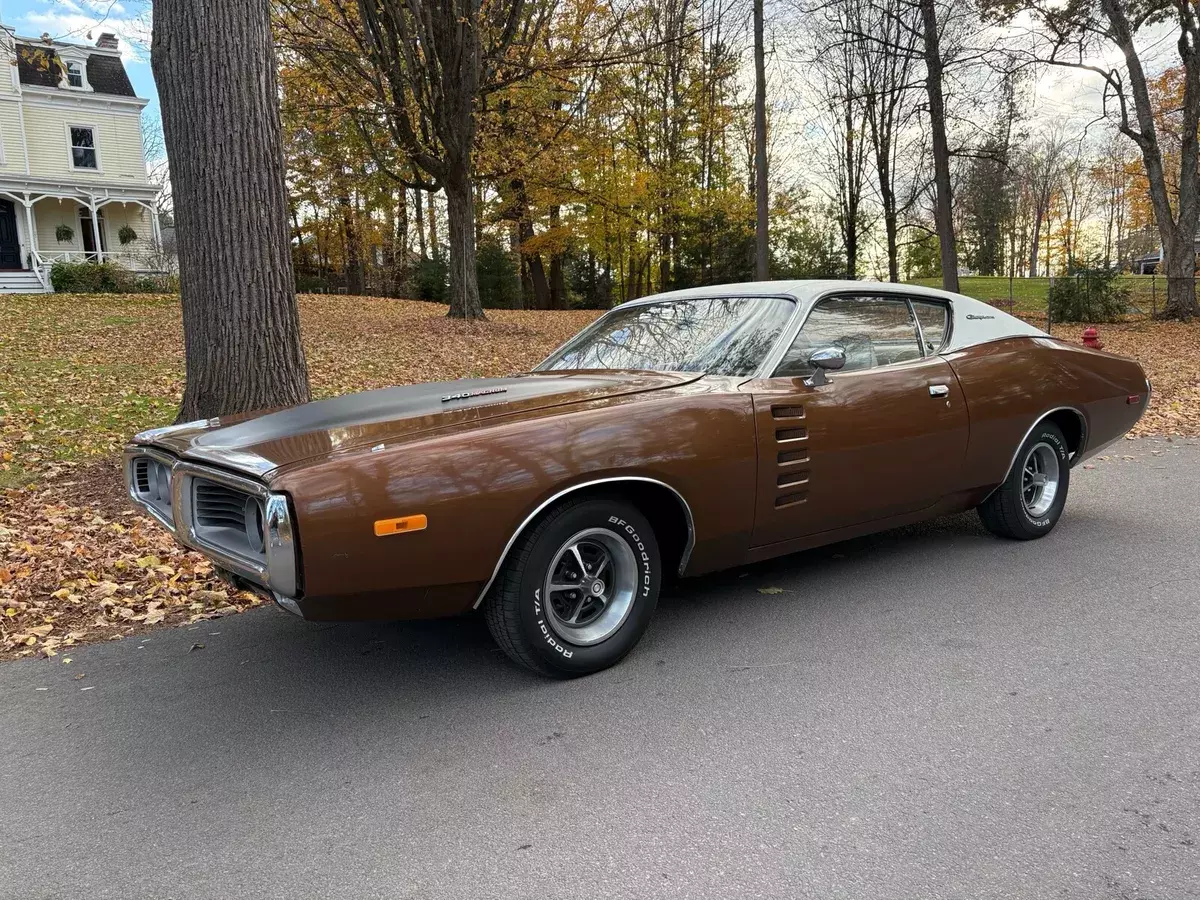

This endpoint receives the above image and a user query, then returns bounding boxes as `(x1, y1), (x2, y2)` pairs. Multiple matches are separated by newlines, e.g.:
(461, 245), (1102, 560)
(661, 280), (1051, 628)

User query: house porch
(0, 180), (163, 291)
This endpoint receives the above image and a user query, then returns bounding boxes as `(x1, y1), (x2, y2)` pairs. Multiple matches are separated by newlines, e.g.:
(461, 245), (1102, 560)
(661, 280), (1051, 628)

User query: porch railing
(29, 247), (171, 290)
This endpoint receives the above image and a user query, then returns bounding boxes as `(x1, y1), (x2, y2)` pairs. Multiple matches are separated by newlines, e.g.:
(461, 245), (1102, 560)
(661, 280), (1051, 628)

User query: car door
(744, 292), (969, 548)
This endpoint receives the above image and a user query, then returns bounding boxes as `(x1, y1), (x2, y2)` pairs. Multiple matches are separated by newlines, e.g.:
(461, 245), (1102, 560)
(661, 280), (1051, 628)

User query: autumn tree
(849, 0), (923, 281)
(153, 0), (310, 420)
(754, 0), (770, 278)
(281, 0), (558, 319)
(990, 0), (1200, 318)
(810, 0), (871, 278)
(920, 0), (958, 292)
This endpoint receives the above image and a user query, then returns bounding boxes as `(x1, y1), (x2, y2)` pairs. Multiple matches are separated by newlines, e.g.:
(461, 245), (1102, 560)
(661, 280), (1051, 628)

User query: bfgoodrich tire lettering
(484, 495), (661, 677)
(978, 421), (1071, 540)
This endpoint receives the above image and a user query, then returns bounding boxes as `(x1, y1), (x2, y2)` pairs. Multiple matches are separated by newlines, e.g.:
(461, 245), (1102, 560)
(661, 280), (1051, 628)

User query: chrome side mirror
(805, 346), (846, 387)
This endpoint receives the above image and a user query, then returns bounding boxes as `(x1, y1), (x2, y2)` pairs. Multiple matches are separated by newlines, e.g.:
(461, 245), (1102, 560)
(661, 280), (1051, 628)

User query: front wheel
(484, 495), (661, 677)
(978, 421), (1071, 540)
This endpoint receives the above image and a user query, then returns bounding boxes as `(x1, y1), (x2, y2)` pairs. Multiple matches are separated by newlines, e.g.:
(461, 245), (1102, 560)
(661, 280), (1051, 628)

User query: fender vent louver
(772, 408), (811, 510)
(771, 405), (805, 420)
(775, 491), (808, 509)
(777, 470), (810, 488)
(775, 427), (807, 443)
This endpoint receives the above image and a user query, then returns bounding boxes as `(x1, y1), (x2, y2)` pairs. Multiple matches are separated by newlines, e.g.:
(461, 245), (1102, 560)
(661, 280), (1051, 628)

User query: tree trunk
(753, 0), (769, 280)
(1029, 213), (1041, 278)
(153, 0), (309, 421)
(920, 0), (958, 293)
(414, 187), (427, 260)
(339, 191), (364, 295)
(444, 170), (483, 319)
(395, 189), (409, 293)
(427, 190), (440, 263)
(1101, 0), (1198, 318)
(550, 204), (566, 309)
(881, 180), (899, 283)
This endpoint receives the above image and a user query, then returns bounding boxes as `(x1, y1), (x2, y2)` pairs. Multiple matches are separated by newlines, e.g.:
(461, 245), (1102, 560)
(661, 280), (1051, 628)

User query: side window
(773, 295), (923, 377)
(912, 300), (950, 354)
(69, 126), (97, 170)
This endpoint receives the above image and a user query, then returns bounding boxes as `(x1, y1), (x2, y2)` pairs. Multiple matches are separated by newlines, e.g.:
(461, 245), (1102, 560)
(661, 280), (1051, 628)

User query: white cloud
(15, 2), (149, 63)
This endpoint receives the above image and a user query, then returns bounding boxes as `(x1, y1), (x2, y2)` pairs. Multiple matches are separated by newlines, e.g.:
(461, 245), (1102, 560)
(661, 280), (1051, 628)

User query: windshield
(537, 296), (795, 376)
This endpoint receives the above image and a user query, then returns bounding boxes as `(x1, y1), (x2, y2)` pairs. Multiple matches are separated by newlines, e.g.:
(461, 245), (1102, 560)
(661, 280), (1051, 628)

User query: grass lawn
(905, 275), (1169, 317)
(1, 292), (1197, 660)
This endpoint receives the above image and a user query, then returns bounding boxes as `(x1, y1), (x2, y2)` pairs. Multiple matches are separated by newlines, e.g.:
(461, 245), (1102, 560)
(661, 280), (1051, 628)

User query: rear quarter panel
(272, 381), (757, 619)
(947, 337), (1148, 499)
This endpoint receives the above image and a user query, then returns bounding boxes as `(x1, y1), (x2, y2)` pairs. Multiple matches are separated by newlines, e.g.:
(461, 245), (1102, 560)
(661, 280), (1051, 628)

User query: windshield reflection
(537, 296), (794, 377)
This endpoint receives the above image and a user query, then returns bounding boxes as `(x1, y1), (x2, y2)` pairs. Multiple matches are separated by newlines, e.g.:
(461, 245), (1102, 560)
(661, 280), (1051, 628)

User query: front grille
(195, 482), (249, 530)
(192, 478), (266, 559)
(131, 456), (172, 522)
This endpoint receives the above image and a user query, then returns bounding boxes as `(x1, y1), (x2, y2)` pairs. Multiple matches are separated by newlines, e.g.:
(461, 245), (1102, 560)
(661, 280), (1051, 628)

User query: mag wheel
(978, 421), (1071, 540)
(485, 495), (661, 677)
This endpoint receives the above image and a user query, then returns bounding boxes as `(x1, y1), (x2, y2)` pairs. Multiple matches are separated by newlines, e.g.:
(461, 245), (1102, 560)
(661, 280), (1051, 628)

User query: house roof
(15, 41), (136, 97)
(85, 54), (135, 96)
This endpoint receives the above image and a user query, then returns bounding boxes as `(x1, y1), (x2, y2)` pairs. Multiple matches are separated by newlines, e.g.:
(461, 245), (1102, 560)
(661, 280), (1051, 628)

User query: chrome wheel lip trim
(981, 407), (1087, 507)
(1021, 441), (1060, 518)
(543, 527), (638, 647)
(472, 476), (693, 609)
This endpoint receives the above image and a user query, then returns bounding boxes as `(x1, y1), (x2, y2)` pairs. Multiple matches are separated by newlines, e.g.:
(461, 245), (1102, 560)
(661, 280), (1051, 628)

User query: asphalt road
(2, 437), (1198, 900)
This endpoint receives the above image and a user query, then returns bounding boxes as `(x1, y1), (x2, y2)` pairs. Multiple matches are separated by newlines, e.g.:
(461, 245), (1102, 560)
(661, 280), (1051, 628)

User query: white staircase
(0, 270), (47, 294)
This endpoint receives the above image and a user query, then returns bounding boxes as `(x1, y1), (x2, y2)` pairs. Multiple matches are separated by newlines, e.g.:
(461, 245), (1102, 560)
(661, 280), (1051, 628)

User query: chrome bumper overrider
(123, 445), (300, 600)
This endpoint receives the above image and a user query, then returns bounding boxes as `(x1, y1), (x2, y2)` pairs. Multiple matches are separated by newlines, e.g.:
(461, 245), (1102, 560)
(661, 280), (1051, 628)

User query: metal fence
(979, 273), (1195, 327)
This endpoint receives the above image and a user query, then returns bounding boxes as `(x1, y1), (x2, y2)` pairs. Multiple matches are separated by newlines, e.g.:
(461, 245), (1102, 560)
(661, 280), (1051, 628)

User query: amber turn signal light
(374, 514), (428, 536)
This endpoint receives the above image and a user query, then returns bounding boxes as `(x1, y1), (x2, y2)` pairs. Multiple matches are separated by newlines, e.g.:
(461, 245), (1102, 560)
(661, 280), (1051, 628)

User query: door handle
(929, 384), (950, 398)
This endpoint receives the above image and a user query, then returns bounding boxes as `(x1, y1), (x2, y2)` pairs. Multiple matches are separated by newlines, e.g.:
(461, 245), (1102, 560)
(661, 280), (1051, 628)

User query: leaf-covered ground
(0, 294), (599, 659)
(1, 293), (1197, 660)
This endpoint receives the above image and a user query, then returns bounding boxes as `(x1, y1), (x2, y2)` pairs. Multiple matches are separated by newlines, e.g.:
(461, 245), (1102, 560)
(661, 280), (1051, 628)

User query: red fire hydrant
(1082, 326), (1104, 350)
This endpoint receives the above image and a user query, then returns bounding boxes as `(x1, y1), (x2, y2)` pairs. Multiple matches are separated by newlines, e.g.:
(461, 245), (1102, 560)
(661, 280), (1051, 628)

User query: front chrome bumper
(123, 445), (300, 600)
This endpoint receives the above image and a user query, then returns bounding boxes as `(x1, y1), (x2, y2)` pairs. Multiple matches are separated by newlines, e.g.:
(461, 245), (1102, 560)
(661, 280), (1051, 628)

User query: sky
(0, 0), (159, 118)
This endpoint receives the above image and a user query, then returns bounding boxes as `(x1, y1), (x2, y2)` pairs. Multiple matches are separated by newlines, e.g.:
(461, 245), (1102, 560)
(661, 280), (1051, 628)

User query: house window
(70, 126), (97, 169)
(66, 61), (84, 89)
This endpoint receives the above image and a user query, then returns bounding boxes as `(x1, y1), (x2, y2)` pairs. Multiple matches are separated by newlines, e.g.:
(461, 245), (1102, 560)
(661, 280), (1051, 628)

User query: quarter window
(70, 126), (97, 169)
(774, 295), (923, 377)
(66, 61), (84, 88)
(912, 300), (950, 354)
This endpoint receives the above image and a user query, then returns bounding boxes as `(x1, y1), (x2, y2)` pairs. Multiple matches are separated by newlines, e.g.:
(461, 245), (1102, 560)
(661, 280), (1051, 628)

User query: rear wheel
(978, 421), (1071, 540)
(484, 495), (661, 677)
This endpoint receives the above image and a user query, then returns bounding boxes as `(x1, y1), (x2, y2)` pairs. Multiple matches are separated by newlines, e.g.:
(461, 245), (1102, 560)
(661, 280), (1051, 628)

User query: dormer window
(66, 61), (84, 89)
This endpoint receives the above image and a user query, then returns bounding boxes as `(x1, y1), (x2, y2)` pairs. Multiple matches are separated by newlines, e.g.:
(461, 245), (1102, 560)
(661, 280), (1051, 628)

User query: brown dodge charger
(126, 281), (1150, 676)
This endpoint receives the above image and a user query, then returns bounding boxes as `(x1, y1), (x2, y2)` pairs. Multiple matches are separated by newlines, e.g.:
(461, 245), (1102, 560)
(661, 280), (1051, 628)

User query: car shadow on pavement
(1, 504), (1128, 784)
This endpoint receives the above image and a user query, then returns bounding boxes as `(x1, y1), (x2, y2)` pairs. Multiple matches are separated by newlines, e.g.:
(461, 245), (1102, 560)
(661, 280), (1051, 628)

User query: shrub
(50, 260), (145, 294)
(414, 257), (448, 302)
(1047, 264), (1130, 323)
(475, 236), (521, 308)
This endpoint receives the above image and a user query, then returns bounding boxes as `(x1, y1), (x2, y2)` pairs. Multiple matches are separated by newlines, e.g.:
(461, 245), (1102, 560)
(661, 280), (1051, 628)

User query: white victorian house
(0, 25), (161, 292)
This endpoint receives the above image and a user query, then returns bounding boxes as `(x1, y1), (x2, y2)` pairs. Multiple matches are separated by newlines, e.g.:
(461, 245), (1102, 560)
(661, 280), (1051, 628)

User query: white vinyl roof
(629, 279), (1046, 354)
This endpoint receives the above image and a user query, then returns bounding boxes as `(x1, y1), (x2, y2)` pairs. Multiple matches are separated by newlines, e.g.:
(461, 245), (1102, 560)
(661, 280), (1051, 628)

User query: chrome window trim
(472, 475), (697, 610)
(908, 296), (954, 355)
(123, 446), (299, 598)
(768, 289), (935, 379)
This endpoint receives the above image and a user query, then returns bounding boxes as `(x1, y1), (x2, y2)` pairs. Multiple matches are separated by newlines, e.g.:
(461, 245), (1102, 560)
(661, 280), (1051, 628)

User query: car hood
(134, 371), (701, 478)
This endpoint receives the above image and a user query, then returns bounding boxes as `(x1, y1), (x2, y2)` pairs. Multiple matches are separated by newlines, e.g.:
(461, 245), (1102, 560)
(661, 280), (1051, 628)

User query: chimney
(96, 32), (118, 50)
